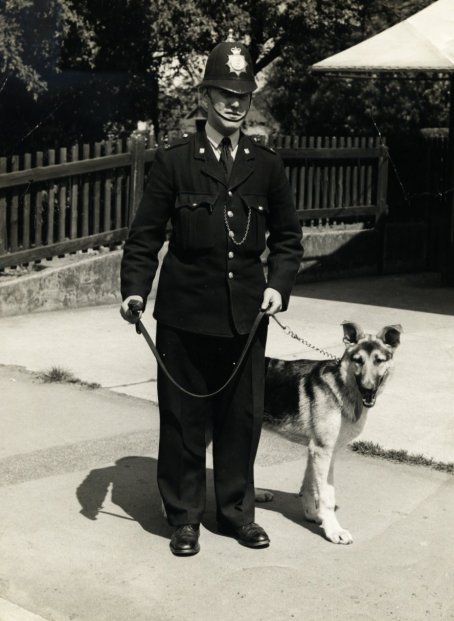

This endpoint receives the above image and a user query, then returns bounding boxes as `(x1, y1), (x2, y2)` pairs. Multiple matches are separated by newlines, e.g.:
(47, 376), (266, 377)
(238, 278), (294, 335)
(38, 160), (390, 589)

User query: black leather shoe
(220, 522), (270, 548)
(169, 524), (200, 556)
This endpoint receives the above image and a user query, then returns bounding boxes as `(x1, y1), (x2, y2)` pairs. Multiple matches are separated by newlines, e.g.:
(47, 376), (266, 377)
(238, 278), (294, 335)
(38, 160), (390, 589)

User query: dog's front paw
(255, 488), (274, 503)
(324, 526), (353, 545)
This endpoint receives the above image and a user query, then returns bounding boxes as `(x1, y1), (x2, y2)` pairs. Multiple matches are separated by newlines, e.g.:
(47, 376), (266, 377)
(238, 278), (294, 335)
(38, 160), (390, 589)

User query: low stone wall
(298, 228), (379, 281)
(297, 222), (427, 281)
(0, 252), (123, 317)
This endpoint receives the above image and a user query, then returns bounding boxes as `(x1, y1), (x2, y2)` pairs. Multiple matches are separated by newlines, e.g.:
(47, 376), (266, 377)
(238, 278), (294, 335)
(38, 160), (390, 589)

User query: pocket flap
(175, 193), (217, 209)
(241, 195), (269, 213)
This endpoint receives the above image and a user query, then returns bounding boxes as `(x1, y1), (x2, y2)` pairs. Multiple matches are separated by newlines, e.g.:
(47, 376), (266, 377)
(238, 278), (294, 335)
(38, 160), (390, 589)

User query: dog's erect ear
(377, 324), (403, 348)
(342, 321), (364, 345)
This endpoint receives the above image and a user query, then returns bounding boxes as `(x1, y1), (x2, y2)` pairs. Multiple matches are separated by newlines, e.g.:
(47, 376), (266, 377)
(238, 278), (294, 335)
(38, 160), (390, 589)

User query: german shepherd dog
(256, 321), (402, 545)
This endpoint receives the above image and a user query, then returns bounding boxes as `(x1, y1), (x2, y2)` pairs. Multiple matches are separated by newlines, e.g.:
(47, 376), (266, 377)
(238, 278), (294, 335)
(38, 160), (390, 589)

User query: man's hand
(120, 295), (144, 323)
(261, 288), (282, 316)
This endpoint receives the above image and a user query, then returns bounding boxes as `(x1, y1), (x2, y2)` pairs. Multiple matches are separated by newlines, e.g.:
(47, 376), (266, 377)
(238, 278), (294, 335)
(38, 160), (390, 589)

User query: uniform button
(228, 272), (234, 279)
(228, 230), (235, 238)
(258, 205), (264, 211)
(192, 202), (197, 206)
(228, 251), (234, 259)
(227, 210), (234, 218)
(228, 191), (233, 197)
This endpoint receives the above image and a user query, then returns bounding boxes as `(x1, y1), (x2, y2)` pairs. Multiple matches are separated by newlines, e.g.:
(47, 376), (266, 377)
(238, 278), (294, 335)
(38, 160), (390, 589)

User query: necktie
(219, 136), (233, 180)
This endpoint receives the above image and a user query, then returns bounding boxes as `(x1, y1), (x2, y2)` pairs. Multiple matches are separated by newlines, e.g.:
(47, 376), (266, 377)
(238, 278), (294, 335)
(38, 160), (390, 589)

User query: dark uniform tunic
(121, 129), (303, 528)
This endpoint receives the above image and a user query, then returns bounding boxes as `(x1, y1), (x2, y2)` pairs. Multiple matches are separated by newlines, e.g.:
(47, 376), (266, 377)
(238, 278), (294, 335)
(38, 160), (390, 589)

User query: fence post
(443, 74), (454, 284)
(0, 157), (6, 255)
(376, 141), (389, 217)
(128, 131), (146, 225)
(376, 141), (389, 274)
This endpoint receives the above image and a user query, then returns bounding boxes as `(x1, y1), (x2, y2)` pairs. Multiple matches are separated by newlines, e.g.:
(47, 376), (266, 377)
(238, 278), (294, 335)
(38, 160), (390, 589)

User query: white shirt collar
(205, 122), (240, 151)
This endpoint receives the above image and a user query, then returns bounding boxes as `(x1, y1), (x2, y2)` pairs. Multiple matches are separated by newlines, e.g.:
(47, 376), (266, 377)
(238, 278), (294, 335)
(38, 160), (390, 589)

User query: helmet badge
(226, 47), (248, 77)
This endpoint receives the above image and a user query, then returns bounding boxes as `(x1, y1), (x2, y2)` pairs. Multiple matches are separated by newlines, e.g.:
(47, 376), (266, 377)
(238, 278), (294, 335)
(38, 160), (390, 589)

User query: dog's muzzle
(357, 370), (388, 408)
(356, 379), (377, 408)
(359, 388), (377, 408)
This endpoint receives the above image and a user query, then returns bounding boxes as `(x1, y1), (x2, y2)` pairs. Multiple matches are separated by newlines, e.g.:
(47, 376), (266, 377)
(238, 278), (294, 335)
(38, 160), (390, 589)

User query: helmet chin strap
(214, 109), (248, 123)
(207, 91), (251, 124)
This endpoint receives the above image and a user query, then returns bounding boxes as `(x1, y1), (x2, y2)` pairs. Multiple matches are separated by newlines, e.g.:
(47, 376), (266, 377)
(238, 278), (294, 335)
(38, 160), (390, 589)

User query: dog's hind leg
(302, 441), (353, 545)
(299, 449), (320, 522)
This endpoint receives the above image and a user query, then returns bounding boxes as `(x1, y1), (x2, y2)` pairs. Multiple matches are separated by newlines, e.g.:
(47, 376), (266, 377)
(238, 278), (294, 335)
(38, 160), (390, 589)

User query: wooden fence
(269, 135), (388, 225)
(0, 136), (141, 269)
(0, 133), (388, 269)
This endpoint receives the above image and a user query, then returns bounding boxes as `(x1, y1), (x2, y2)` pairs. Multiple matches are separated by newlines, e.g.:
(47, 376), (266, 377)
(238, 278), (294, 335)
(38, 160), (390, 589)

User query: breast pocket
(173, 193), (217, 251)
(241, 195), (269, 252)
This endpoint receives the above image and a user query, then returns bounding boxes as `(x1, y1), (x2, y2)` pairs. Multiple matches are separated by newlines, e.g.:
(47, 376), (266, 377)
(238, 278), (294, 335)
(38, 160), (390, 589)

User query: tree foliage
(0, 0), (167, 152)
(152, 0), (368, 130)
(0, 0), (448, 154)
(263, 0), (449, 135)
(0, 0), (98, 152)
(149, 0), (447, 135)
(0, 0), (95, 93)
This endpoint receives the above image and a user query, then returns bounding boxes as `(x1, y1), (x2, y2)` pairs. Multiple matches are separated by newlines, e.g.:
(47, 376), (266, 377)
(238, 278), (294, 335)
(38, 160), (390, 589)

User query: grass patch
(350, 440), (454, 474)
(37, 366), (100, 390)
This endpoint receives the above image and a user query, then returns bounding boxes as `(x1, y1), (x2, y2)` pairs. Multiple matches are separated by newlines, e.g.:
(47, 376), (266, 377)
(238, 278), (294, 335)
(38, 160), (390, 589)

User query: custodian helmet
(200, 31), (257, 95)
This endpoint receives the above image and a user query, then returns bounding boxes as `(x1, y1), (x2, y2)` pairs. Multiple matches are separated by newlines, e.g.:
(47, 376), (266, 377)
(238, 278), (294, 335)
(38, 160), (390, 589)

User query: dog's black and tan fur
(258, 321), (402, 544)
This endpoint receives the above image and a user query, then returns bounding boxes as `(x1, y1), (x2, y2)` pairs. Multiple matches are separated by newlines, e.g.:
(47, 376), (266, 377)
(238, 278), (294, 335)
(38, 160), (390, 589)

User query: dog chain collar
(272, 316), (341, 364)
(224, 203), (251, 246)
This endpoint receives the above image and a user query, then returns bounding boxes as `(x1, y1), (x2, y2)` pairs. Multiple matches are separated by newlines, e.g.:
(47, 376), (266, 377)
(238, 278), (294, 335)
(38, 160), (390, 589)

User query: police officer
(120, 34), (303, 556)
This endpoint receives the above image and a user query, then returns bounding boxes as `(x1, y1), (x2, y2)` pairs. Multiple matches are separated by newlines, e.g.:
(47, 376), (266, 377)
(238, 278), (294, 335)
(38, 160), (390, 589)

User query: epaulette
(163, 133), (192, 150)
(251, 136), (276, 154)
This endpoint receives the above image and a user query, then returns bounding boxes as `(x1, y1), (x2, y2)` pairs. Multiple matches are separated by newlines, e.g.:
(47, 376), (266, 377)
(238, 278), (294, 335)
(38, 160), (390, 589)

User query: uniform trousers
(156, 320), (268, 529)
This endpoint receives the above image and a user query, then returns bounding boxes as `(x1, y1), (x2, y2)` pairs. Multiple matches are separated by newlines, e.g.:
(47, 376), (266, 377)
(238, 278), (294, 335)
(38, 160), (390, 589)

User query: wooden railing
(0, 133), (388, 269)
(0, 135), (154, 269)
(269, 135), (388, 224)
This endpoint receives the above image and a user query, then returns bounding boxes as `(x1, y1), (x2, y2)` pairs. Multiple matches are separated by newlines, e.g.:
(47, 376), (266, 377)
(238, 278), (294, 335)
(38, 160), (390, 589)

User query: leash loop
(271, 315), (341, 364)
(130, 302), (340, 398)
(133, 310), (267, 399)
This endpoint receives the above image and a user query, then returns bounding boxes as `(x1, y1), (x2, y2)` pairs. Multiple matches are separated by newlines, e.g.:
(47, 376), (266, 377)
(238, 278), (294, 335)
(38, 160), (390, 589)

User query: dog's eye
(352, 356), (363, 364)
(375, 357), (387, 365)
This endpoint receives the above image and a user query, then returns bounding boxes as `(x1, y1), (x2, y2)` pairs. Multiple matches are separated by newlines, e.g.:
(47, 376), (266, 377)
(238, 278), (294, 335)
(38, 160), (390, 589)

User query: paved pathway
(0, 365), (453, 621)
(1, 272), (453, 620)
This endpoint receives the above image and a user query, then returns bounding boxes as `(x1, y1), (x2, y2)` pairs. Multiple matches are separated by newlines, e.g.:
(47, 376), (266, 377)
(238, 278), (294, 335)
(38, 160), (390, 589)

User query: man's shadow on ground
(76, 456), (324, 540)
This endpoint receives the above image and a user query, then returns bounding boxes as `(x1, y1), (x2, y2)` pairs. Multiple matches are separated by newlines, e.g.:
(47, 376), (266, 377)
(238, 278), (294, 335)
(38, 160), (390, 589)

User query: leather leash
(130, 304), (267, 399)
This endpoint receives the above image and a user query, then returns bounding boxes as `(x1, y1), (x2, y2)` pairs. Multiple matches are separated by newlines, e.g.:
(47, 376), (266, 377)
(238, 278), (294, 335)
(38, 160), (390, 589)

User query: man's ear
(341, 321), (364, 345)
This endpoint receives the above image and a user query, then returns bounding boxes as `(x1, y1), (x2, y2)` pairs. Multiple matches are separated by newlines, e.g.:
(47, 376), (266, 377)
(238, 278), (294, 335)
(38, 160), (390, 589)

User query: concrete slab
(0, 367), (157, 460)
(0, 598), (50, 621)
(0, 365), (452, 621)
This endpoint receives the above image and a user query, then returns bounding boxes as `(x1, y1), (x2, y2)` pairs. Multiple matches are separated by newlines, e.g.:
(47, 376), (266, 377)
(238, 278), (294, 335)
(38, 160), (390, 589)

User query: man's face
(204, 87), (251, 134)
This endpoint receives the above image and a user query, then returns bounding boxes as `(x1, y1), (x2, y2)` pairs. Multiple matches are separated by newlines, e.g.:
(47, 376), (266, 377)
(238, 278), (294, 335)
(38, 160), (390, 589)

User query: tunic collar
(205, 122), (240, 153)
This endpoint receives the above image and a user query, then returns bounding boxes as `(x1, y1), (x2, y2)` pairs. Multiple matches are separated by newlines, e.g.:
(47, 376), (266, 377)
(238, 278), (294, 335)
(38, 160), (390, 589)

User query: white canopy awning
(312, 0), (454, 74)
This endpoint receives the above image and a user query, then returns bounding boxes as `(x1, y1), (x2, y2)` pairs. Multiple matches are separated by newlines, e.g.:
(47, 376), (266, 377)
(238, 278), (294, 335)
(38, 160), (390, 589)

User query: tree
(150, 0), (367, 130)
(262, 0), (449, 135)
(1, 0), (90, 94)
(0, 0), (446, 153)
(0, 0), (97, 152)
(0, 0), (165, 152)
